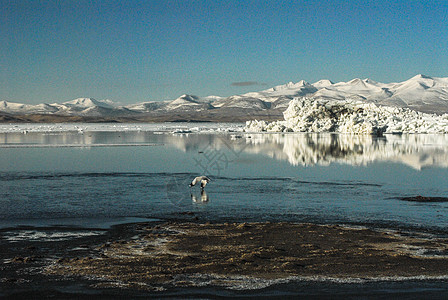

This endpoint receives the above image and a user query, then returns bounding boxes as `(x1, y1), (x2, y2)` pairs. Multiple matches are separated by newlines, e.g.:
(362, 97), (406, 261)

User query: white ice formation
(245, 98), (448, 135)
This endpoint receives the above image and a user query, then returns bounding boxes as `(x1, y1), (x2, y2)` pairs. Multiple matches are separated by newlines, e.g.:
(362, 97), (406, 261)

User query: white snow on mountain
(62, 98), (115, 109)
(312, 79), (334, 89)
(1, 75), (448, 123)
(212, 95), (270, 110)
(242, 80), (317, 101)
(98, 99), (117, 107)
(163, 94), (214, 111)
(125, 101), (170, 112)
(310, 74), (448, 113)
(379, 75), (448, 112)
(0, 101), (60, 114)
(201, 95), (225, 102)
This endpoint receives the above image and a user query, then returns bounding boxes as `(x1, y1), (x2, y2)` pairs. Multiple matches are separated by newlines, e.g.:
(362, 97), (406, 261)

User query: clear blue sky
(1, 0), (447, 104)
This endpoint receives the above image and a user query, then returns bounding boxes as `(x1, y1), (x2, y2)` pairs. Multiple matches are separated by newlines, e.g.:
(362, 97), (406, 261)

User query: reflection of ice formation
(243, 133), (448, 170)
(159, 132), (448, 170)
(246, 98), (448, 134)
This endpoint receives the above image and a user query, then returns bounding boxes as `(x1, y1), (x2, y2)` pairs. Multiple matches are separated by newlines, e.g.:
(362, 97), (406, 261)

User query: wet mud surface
(399, 195), (448, 202)
(2, 221), (448, 298)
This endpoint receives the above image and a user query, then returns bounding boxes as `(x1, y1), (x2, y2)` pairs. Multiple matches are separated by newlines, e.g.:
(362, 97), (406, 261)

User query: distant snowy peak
(397, 74), (447, 89)
(411, 74), (432, 80)
(312, 79), (334, 89)
(201, 95), (224, 103)
(0, 100), (59, 114)
(2, 74), (448, 118)
(242, 80), (317, 101)
(125, 101), (169, 112)
(0, 100), (13, 109)
(178, 94), (200, 102)
(362, 78), (380, 85)
(265, 80), (310, 92)
(213, 95), (270, 110)
(165, 94), (214, 111)
(62, 98), (115, 109)
(0, 101), (27, 114)
(168, 94), (200, 106)
(99, 99), (118, 107)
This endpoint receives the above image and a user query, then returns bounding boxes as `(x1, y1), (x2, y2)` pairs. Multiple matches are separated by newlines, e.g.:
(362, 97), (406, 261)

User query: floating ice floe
(245, 98), (448, 135)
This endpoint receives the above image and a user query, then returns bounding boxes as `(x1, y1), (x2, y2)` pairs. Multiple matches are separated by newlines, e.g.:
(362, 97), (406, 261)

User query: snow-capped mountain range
(1, 75), (448, 121)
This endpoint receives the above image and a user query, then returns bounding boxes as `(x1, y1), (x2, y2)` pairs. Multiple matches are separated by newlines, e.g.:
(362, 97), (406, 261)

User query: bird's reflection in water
(191, 190), (209, 204)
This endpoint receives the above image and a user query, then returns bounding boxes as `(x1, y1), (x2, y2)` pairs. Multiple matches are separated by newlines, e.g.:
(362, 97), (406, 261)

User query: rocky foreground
(3, 221), (448, 297)
(47, 222), (448, 287)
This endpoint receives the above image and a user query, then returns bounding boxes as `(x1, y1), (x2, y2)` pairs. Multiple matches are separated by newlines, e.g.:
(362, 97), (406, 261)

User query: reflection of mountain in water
(156, 133), (448, 170)
(162, 133), (448, 170)
(0, 131), (160, 146)
(2, 131), (448, 170)
(242, 133), (448, 170)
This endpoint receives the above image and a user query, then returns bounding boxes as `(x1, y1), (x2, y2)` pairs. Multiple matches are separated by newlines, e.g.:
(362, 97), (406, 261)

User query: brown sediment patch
(45, 222), (448, 290)
(399, 196), (448, 202)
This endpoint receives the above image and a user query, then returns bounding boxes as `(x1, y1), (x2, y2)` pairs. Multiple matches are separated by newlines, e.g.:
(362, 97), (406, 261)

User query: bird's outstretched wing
(190, 176), (210, 188)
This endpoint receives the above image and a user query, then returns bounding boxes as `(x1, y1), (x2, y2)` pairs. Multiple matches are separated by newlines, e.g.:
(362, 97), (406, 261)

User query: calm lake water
(1, 124), (448, 232)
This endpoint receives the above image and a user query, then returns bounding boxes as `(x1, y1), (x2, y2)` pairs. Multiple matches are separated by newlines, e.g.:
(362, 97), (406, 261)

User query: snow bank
(245, 98), (448, 134)
(0, 123), (245, 134)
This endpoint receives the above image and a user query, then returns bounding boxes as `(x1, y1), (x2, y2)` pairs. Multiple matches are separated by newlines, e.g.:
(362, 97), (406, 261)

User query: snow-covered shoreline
(246, 98), (448, 135)
(2, 110), (448, 136)
(0, 122), (245, 134)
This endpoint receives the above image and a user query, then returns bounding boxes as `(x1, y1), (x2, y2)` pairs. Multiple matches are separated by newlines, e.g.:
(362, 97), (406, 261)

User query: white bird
(189, 176), (211, 190)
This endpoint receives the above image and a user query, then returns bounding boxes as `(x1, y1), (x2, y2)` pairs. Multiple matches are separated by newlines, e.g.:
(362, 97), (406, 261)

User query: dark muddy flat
(3, 221), (448, 298)
(399, 196), (448, 202)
